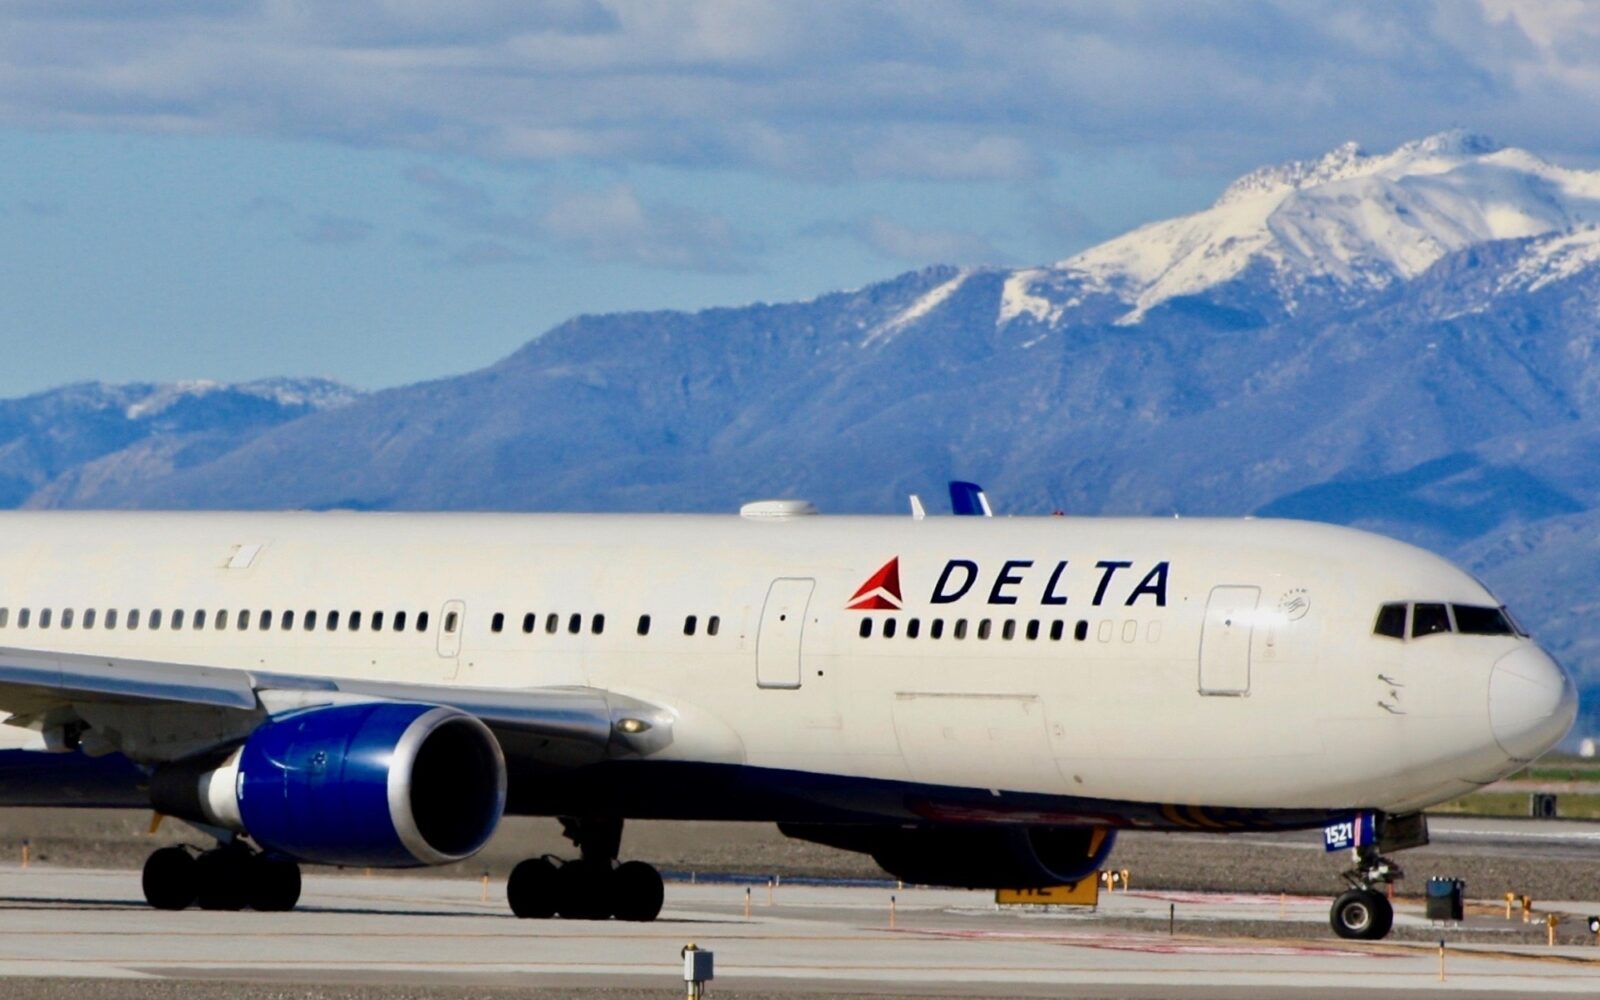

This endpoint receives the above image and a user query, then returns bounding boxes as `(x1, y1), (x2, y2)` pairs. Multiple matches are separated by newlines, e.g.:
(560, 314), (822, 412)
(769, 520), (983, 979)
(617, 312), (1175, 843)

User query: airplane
(0, 499), (1575, 940)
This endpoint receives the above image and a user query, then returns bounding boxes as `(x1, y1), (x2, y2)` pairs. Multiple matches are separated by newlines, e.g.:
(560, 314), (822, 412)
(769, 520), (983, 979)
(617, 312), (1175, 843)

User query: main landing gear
(507, 817), (664, 922)
(1329, 846), (1400, 940)
(141, 844), (302, 912)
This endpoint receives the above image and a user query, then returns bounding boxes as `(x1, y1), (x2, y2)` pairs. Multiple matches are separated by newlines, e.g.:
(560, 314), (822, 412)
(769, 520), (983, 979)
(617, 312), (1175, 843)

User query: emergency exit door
(1199, 585), (1258, 696)
(756, 578), (814, 689)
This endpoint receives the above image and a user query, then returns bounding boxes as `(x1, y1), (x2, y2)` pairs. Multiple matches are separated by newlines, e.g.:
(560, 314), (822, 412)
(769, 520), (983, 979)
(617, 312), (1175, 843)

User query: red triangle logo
(848, 557), (902, 611)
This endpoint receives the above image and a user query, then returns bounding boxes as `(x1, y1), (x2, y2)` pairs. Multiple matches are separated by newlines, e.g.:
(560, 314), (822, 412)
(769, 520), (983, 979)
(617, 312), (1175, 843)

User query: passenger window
(149, 609), (161, 630)
(372, 611), (384, 631)
(1049, 620), (1063, 641)
(684, 615), (697, 636)
(394, 611), (407, 632)
(545, 613), (558, 634)
(1412, 603), (1451, 637)
(930, 619), (945, 639)
(348, 610), (361, 631)
(954, 619), (968, 639)
(524, 612), (537, 634)
(977, 619), (992, 640)
(62, 608), (74, 630)
(304, 610), (316, 631)
(1002, 620), (1016, 640)
(883, 618), (897, 638)
(280, 610), (293, 630)
(193, 610), (206, 630)
(170, 609), (183, 630)
(18, 608), (30, 628)
(1373, 603), (1407, 639)
(636, 614), (651, 636)
(859, 618), (872, 638)
(567, 613), (581, 635)
(416, 611), (429, 632)
(0, 608), (7, 628)
(84, 608), (96, 629)
(445, 611), (459, 634)
(40, 608), (52, 629)
(906, 618), (920, 639)
(105, 608), (116, 629)
(1026, 620), (1040, 641)
(592, 614), (605, 635)
(1453, 604), (1514, 636)
(1074, 620), (1088, 641)
(260, 610), (272, 631)
(235, 609), (246, 630)
(491, 612), (505, 634)
(326, 610), (338, 631)
(129, 609), (141, 630)
(216, 610), (228, 630)
(704, 615), (716, 637)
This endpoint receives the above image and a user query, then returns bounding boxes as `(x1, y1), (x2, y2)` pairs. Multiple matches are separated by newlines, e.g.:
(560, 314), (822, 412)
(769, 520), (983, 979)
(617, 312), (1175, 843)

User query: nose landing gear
(1329, 846), (1400, 940)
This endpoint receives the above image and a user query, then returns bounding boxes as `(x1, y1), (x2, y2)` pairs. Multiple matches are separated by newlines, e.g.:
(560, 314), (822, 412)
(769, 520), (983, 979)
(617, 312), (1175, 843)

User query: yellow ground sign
(995, 878), (1099, 907)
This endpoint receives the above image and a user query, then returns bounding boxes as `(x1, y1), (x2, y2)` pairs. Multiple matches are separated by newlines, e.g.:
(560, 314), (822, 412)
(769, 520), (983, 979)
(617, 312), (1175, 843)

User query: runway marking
(899, 927), (1388, 959)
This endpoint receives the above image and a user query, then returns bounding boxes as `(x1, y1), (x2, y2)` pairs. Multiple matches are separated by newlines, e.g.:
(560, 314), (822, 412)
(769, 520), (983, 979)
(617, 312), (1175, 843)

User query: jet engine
(151, 701), (506, 867)
(780, 823), (1116, 888)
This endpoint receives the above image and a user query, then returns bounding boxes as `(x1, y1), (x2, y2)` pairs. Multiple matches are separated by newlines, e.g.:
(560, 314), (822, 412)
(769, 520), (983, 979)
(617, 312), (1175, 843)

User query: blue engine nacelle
(152, 701), (507, 868)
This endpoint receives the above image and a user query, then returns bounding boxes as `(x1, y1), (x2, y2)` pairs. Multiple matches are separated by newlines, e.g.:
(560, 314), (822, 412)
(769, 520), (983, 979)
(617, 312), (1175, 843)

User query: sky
(4, 1), (1600, 398)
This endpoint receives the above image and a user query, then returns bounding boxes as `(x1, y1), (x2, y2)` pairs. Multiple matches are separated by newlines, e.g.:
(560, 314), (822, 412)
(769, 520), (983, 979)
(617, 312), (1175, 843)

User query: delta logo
(847, 557), (903, 610)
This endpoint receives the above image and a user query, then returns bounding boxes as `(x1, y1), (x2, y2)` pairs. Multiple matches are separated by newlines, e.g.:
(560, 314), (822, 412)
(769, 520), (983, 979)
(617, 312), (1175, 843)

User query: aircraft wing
(0, 645), (672, 765)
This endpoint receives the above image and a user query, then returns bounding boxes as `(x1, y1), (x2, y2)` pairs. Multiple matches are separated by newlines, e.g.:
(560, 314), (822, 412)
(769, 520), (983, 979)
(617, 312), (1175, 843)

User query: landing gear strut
(1329, 846), (1400, 940)
(141, 844), (301, 912)
(506, 817), (664, 922)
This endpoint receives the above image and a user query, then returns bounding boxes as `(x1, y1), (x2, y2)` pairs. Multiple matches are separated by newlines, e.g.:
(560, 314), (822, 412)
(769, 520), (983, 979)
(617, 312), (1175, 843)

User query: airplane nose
(1489, 645), (1578, 762)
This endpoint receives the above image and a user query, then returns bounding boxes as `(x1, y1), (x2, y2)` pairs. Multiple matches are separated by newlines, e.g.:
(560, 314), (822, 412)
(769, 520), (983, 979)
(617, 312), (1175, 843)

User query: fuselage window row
(858, 616), (1095, 641)
(0, 606), (436, 636)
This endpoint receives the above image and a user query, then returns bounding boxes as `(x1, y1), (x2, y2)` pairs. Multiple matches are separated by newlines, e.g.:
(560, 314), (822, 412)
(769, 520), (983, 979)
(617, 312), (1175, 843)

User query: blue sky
(3, 1), (1599, 397)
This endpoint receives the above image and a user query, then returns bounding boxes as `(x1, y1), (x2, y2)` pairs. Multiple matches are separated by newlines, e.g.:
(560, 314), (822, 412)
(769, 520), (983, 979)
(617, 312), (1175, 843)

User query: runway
(0, 864), (1597, 998)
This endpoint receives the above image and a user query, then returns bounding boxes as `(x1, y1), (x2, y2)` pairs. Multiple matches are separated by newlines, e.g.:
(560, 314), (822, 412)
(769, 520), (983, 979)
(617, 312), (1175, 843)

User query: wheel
(612, 861), (664, 922)
(141, 847), (198, 911)
(507, 857), (560, 919)
(194, 848), (250, 911)
(554, 859), (614, 920)
(247, 856), (302, 912)
(1330, 888), (1393, 940)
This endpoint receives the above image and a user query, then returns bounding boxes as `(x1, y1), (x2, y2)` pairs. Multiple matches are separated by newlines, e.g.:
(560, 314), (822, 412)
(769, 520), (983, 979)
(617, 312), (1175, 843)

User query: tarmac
(0, 852), (1598, 999)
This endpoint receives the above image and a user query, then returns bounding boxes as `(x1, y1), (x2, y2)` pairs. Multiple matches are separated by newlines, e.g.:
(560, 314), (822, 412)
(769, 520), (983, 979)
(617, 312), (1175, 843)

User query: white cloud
(2, 1), (1599, 182)
(538, 184), (757, 272)
(827, 214), (1005, 266)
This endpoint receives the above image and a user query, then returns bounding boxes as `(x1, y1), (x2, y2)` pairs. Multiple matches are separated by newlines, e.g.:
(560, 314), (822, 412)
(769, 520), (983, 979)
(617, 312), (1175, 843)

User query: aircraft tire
(194, 848), (251, 911)
(554, 859), (614, 920)
(142, 847), (198, 911)
(611, 861), (664, 922)
(248, 855), (303, 912)
(1330, 888), (1392, 940)
(507, 857), (560, 919)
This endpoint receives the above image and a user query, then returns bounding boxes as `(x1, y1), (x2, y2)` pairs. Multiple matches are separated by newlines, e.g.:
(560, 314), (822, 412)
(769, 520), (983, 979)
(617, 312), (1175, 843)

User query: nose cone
(1489, 646), (1578, 761)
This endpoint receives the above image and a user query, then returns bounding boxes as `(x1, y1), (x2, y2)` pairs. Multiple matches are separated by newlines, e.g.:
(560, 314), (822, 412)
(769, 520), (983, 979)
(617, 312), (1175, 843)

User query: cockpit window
(1374, 603), (1407, 639)
(1452, 604), (1514, 636)
(1411, 603), (1451, 638)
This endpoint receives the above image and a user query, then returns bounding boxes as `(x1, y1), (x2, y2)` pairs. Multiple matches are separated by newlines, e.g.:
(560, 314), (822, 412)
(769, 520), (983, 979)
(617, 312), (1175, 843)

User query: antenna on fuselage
(908, 494), (927, 520)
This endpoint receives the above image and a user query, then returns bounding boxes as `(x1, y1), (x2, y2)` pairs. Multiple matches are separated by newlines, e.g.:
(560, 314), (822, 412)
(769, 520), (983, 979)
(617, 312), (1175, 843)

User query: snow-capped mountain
(3, 132), (1599, 737)
(0, 379), (359, 508)
(1012, 130), (1600, 323)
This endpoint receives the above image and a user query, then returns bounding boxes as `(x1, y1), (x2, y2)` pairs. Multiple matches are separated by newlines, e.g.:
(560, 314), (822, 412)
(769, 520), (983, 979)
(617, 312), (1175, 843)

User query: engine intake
(152, 702), (507, 867)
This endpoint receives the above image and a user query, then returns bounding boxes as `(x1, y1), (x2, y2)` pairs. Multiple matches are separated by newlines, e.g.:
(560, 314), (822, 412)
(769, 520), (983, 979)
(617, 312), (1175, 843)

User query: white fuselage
(0, 510), (1576, 826)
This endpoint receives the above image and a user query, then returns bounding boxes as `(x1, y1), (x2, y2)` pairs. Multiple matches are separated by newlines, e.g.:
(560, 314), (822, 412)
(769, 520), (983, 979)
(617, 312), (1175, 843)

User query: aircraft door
(437, 599), (466, 663)
(756, 578), (814, 689)
(1199, 586), (1258, 696)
